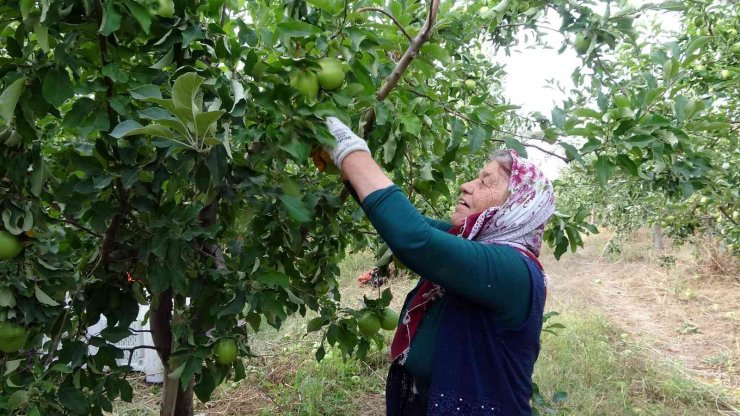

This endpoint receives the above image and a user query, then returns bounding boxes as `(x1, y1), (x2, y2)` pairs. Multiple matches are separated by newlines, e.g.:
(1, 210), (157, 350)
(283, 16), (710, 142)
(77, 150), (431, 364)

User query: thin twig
(718, 207), (738, 226)
(53, 217), (103, 238)
(595, 55), (628, 96)
(357, 7), (413, 42)
(329, 0), (350, 40)
(495, 23), (563, 35)
(405, 87), (570, 162)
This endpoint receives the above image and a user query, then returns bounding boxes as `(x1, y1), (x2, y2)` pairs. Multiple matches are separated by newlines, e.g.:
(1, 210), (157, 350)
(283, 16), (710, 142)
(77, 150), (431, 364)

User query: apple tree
(548, 0), (738, 258)
(0, 0), (715, 414)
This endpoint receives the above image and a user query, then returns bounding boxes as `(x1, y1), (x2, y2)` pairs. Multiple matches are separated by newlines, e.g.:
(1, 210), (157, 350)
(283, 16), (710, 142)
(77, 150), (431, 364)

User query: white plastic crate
(86, 306), (164, 383)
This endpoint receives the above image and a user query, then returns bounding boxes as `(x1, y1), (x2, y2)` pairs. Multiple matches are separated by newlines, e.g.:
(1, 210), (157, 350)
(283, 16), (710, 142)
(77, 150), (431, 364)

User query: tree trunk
(150, 289), (195, 416)
(652, 223), (664, 252)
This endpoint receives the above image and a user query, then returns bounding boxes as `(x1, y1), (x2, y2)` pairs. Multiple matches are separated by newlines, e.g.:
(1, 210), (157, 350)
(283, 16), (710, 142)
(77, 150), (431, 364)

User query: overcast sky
(491, 3), (684, 179)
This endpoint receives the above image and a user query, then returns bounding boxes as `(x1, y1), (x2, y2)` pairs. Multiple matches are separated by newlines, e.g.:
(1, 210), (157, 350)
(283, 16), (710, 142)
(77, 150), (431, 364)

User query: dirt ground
(541, 230), (740, 395)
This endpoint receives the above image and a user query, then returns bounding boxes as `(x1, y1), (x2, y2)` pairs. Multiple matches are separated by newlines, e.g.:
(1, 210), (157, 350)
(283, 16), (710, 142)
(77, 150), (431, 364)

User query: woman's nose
(460, 181), (473, 194)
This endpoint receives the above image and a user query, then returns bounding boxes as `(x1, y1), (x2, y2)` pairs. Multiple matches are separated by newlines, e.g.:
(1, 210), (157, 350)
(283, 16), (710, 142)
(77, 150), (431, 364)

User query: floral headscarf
(455, 149), (555, 257)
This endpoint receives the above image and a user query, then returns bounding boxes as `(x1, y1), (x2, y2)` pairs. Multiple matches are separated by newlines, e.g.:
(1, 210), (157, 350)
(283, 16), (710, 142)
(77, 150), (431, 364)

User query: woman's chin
(451, 209), (468, 226)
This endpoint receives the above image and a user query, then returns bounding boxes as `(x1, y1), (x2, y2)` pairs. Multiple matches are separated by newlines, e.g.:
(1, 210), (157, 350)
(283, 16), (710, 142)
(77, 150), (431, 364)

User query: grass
(534, 301), (737, 415)
(112, 246), (738, 415)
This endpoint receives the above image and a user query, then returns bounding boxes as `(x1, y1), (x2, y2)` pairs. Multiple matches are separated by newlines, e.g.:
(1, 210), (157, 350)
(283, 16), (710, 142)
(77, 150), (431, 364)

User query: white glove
(325, 117), (371, 169)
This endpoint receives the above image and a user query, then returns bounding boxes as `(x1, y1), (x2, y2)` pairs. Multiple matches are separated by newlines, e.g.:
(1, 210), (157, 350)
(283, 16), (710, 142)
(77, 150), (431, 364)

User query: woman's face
(451, 160), (511, 226)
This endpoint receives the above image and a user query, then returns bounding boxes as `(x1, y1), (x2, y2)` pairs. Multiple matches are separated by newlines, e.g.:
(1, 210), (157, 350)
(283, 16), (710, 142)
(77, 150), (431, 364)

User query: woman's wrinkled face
(451, 161), (511, 226)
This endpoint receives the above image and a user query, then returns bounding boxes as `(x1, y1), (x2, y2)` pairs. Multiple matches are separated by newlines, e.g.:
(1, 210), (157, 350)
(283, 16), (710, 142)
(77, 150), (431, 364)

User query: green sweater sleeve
(362, 185), (532, 329)
(424, 216), (452, 231)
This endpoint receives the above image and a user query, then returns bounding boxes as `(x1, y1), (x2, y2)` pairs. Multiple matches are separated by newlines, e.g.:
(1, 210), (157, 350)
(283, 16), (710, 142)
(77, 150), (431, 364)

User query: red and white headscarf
(390, 149), (555, 364)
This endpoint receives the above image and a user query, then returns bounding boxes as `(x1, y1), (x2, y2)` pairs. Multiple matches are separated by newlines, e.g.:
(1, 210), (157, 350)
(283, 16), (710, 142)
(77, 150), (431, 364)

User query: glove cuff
(333, 141), (371, 169)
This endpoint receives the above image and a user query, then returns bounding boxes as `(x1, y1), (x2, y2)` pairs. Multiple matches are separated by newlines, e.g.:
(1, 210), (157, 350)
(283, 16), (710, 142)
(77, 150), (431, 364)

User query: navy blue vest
(422, 254), (546, 415)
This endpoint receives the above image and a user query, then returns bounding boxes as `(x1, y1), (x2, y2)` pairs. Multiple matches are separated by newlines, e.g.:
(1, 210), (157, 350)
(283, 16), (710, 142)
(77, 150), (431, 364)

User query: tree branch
(405, 87), (571, 163)
(362, 0), (442, 138)
(718, 207), (738, 226)
(357, 7), (413, 42)
(53, 216), (103, 238)
(329, 0), (350, 40)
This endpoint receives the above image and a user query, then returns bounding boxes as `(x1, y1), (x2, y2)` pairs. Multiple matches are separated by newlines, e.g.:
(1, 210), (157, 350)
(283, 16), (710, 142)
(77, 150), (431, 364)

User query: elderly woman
(324, 117), (555, 416)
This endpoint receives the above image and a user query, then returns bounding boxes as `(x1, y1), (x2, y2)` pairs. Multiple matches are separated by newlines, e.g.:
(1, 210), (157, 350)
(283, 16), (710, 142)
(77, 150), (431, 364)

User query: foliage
(0, 0), (736, 413)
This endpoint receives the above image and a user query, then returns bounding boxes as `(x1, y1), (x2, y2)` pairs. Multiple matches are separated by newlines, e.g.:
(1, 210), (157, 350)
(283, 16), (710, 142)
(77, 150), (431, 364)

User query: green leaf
(194, 110), (225, 138)
(276, 21), (320, 38)
(626, 134), (655, 148)
(63, 98), (110, 136)
(382, 133), (398, 165)
(58, 386), (88, 414)
(504, 137), (527, 157)
(551, 107), (566, 128)
(420, 43), (449, 62)
(4, 358), (22, 376)
(130, 84), (163, 100)
(279, 195), (312, 223)
(123, 0), (151, 34)
(616, 155), (638, 176)
(559, 142), (581, 161)
(31, 157), (44, 196)
(684, 36), (710, 60)
(468, 126), (486, 152)
(552, 391), (568, 403)
(0, 78), (26, 123)
(34, 285), (59, 306)
(573, 108), (602, 119)
(315, 345), (326, 362)
(657, 0), (684, 11)
(34, 23), (49, 52)
(307, 317), (325, 333)
(8, 390), (29, 409)
(150, 48), (174, 69)
(613, 94), (630, 108)
(20, 0), (34, 20)
(400, 114), (422, 136)
(110, 120), (176, 140)
(554, 240), (568, 260)
(193, 366), (217, 403)
(172, 72), (205, 121)
(594, 155), (615, 186)
(0, 287), (16, 307)
(100, 326), (132, 343)
(42, 70), (74, 107)
(307, 0), (342, 13)
(258, 271), (290, 288)
(99, 0), (122, 36)
(167, 362), (186, 380)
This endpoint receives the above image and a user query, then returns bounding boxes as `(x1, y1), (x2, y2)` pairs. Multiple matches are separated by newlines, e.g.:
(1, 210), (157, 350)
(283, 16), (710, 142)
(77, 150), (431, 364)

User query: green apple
(720, 69), (731, 80)
(290, 70), (319, 100)
(357, 312), (380, 336)
(152, 0), (175, 17)
(574, 33), (591, 55)
(214, 339), (238, 365)
(316, 58), (345, 90)
(0, 231), (22, 260)
(479, 6), (491, 16)
(464, 79), (476, 90)
(380, 308), (399, 331)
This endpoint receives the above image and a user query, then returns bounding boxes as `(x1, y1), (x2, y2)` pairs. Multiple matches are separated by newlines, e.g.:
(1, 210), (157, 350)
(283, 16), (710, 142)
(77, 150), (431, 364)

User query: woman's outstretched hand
(325, 117), (371, 170)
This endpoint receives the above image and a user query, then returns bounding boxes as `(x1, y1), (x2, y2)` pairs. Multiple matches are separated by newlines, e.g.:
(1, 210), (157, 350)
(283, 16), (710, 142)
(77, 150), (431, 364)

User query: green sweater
(361, 186), (532, 396)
